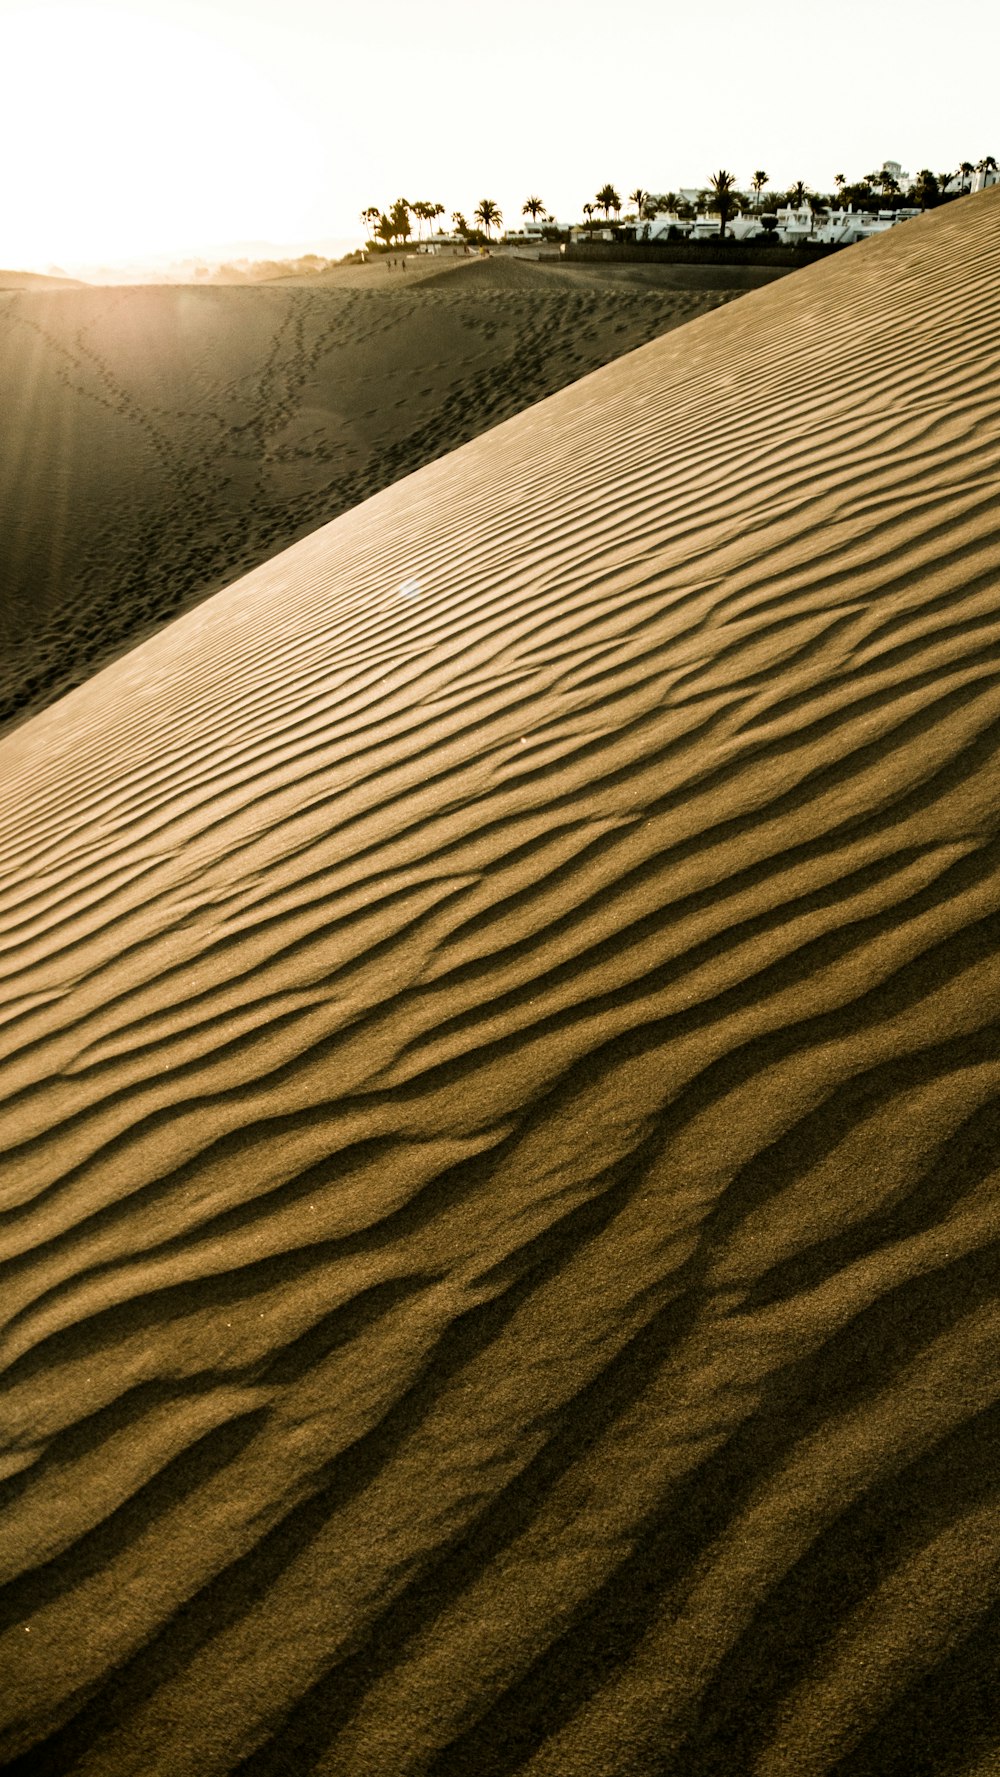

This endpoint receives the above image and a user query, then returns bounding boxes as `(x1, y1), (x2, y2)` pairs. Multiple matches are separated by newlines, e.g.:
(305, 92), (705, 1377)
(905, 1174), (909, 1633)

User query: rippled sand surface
(0, 254), (742, 735)
(1, 190), (1000, 1775)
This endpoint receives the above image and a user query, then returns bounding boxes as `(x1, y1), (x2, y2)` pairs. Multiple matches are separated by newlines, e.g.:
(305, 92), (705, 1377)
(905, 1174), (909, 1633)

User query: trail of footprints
(0, 280), (733, 734)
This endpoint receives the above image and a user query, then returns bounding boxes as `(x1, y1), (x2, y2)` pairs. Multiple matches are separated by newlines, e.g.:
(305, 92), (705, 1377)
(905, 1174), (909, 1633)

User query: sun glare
(2, 1), (318, 269)
(2, 0), (995, 274)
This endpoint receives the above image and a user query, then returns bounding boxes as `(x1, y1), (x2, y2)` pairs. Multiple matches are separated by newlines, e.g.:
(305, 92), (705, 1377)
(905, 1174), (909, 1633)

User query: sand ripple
(0, 261), (734, 736)
(1, 191), (1000, 1774)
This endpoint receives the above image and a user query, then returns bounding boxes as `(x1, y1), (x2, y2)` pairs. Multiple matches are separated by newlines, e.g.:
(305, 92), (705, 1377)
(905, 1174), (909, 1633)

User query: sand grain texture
(1, 191), (1000, 1775)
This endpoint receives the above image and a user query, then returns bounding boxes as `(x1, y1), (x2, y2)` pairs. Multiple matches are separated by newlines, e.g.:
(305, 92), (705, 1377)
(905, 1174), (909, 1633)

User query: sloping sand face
(1, 190), (1000, 1775)
(0, 260), (738, 736)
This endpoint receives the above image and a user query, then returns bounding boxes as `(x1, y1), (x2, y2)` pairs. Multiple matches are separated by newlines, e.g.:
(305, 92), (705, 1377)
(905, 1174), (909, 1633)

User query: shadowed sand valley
(0, 253), (764, 735)
(1, 189), (1000, 1775)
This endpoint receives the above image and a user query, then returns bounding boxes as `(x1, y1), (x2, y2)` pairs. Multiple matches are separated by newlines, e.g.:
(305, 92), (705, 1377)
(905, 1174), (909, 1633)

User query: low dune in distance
(0, 270), (86, 291)
(0, 252), (765, 736)
(2, 188), (1000, 1774)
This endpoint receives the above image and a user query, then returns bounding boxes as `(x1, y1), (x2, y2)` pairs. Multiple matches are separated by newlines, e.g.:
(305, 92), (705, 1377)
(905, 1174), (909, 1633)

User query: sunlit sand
(1, 188), (1000, 1775)
(0, 254), (761, 736)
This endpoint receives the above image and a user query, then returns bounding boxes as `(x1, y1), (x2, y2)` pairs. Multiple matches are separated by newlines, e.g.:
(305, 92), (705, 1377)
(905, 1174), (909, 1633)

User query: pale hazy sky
(2, 0), (995, 269)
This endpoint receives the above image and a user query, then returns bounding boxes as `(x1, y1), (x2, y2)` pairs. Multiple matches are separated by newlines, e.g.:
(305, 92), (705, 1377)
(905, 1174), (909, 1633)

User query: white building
(567, 224), (620, 243)
(773, 203), (816, 242)
(687, 212), (727, 240)
(636, 213), (691, 242)
(576, 167), (937, 251)
(766, 203), (919, 246)
(503, 218), (572, 243)
(939, 166), (996, 196)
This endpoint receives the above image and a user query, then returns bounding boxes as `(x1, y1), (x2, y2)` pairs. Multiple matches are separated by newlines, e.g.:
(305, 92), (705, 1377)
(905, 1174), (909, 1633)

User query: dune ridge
(1, 188), (1000, 1774)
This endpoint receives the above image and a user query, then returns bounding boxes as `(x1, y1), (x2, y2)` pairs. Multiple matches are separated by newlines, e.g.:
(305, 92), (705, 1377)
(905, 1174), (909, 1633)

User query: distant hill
(201, 254), (341, 284)
(0, 268), (86, 289)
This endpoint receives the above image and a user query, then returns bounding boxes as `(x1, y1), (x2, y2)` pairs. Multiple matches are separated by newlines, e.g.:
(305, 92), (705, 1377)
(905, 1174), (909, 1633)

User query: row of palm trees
(581, 175), (743, 238)
(362, 196), (525, 247)
(360, 198), (446, 249)
(828, 161), (995, 208)
(588, 157), (997, 239)
(362, 157), (996, 251)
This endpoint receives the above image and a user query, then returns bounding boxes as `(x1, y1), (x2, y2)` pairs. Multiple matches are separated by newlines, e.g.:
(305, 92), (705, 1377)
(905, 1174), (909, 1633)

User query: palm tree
(595, 183), (621, 220)
(360, 206), (381, 241)
(959, 160), (975, 192)
(522, 196), (545, 224)
(788, 178), (807, 207)
(833, 172), (846, 197)
(862, 172), (882, 209)
(430, 202), (446, 236)
(628, 187), (647, 220)
(708, 169), (737, 238)
(751, 170), (768, 209)
(410, 200), (431, 241)
(582, 202), (596, 235)
(389, 197), (412, 245)
(452, 211), (469, 239)
(474, 199), (502, 240)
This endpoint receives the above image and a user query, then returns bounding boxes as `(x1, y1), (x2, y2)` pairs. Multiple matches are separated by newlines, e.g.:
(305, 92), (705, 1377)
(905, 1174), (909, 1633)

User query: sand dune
(1, 187), (1000, 1775)
(0, 271), (85, 291)
(0, 255), (744, 736)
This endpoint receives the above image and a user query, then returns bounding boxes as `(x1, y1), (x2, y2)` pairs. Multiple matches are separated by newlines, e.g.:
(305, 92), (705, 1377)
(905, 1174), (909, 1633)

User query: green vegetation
(708, 169), (738, 238)
(359, 154), (996, 256)
(474, 199), (502, 240)
(594, 183), (622, 220)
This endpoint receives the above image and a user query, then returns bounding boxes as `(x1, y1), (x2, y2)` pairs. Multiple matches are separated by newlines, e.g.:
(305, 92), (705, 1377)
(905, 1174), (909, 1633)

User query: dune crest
(1, 189), (1000, 1775)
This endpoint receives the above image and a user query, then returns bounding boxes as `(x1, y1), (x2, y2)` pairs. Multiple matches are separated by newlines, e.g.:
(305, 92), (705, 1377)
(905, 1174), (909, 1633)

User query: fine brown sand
(2, 188), (1000, 1775)
(0, 253), (759, 735)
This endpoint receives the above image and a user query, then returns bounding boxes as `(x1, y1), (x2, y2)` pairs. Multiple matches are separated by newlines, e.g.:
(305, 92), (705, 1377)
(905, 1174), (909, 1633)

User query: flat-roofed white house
(415, 235), (464, 252)
(687, 212), (729, 240)
(940, 163), (996, 196)
(812, 205), (921, 244)
(635, 213), (689, 241)
(503, 218), (573, 244)
(772, 203), (815, 242)
(568, 224), (622, 243)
